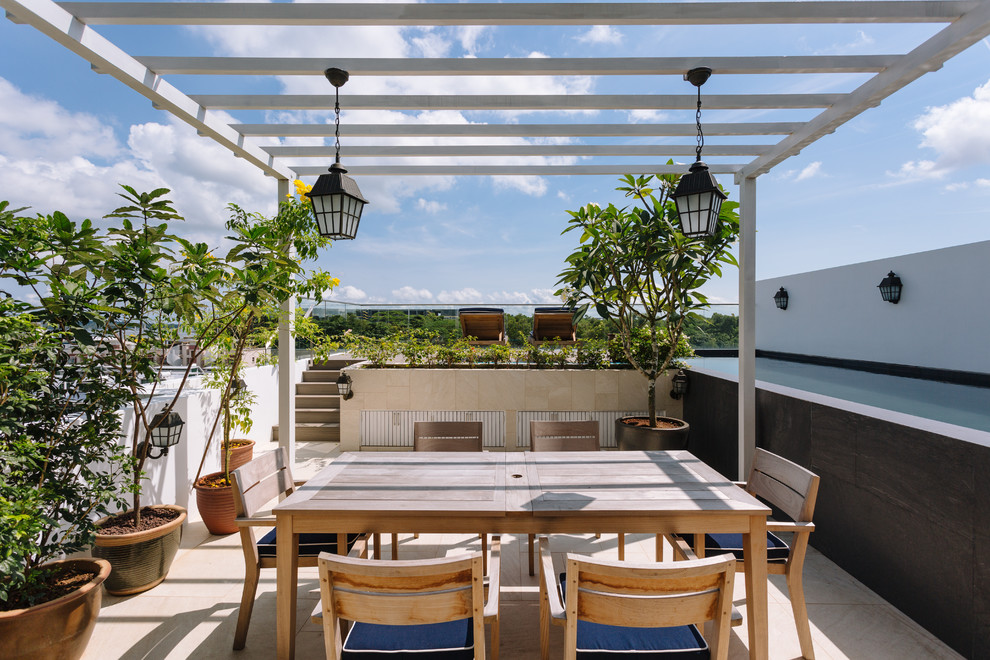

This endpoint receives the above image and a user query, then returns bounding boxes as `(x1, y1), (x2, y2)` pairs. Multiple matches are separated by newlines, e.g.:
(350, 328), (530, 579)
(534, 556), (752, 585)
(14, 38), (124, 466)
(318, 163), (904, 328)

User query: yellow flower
(330, 277), (341, 288)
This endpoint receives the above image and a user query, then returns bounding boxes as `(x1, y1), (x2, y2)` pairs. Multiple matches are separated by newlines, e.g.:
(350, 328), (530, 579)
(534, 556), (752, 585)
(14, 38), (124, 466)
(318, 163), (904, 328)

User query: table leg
(276, 514), (299, 660)
(744, 514), (769, 660)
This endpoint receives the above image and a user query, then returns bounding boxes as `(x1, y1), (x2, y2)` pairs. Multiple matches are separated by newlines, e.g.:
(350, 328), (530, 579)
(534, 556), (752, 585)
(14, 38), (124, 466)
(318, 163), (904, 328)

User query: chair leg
(489, 615), (500, 660)
(787, 569), (815, 659)
(655, 534), (664, 562)
(391, 533), (399, 559)
(539, 570), (550, 660)
(232, 563), (261, 650)
(481, 534), (488, 575)
(528, 533), (536, 576)
(373, 533), (382, 559)
(617, 533), (625, 561)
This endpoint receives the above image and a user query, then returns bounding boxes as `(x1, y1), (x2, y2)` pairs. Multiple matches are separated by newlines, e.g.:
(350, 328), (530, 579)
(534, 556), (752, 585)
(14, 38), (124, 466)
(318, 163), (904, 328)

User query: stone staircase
(272, 358), (358, 443)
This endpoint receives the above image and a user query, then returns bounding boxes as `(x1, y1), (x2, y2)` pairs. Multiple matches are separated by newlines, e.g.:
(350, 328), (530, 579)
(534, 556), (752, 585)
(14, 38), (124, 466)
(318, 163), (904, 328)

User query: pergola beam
(138, 55), (897, 76)
(739, 0), (990, 177)
(263, 144), (773, 158)
(54, 1), (973, 26)
(291, 164), (745, 176)
(234, 122), (802, 138)
(192, 93), (840, 111)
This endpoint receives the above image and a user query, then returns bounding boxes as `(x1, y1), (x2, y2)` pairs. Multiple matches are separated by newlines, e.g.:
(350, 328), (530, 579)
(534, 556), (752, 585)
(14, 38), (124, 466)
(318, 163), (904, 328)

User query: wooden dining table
(274, 450), (770, 660)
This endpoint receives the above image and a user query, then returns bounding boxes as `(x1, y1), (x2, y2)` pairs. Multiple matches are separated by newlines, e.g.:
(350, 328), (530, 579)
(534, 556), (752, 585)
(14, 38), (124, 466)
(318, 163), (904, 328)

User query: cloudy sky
(2, 3), (989, 308)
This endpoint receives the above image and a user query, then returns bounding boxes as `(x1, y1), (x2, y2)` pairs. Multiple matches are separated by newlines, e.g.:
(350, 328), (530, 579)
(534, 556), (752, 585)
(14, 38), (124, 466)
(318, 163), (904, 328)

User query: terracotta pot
(0, 558), (110, 660)
(227, 438), (255, 472)
(615, 416), (690, 451)
(92, 505), (186, 596)
(195, 472), (238, 535)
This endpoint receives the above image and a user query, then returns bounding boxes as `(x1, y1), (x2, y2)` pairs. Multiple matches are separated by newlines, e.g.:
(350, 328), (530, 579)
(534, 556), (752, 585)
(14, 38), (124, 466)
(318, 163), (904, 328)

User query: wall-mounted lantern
(773, 287), (789, 310)
(670, 369), (689, 400)
(877, 271), (903, 304)
(336, 371), (354, 400)
(142, 410), (185, 460)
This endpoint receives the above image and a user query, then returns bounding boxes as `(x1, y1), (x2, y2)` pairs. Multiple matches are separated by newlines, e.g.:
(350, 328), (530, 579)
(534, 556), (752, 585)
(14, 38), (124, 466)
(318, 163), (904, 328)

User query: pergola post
(737, 175), (757, 479)
(276, 177), (296, 466)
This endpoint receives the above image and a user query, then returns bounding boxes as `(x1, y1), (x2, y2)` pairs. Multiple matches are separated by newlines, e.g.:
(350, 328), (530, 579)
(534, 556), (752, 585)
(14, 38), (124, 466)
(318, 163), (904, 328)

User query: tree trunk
(648, 377), (657, 427)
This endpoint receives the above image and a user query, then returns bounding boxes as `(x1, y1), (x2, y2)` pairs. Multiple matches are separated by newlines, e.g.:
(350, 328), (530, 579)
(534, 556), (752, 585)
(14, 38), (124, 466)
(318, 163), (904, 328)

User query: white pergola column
(276, 177), (296, 465)
(737, 175), (757, 479)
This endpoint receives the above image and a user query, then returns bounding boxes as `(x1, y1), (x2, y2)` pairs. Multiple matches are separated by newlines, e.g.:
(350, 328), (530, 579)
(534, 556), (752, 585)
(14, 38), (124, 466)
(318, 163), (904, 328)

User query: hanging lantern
(669, 369), (689, 400)
(773, 287), (789, 310)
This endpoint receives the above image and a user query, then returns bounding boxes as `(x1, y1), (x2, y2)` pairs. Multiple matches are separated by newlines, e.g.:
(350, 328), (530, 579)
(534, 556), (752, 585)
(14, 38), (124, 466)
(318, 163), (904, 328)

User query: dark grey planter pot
(615, 416), (690, 451)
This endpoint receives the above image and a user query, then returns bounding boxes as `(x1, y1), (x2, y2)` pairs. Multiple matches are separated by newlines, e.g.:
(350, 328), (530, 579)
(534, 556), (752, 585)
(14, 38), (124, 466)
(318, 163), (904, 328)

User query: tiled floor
(82, 442), (963, 660)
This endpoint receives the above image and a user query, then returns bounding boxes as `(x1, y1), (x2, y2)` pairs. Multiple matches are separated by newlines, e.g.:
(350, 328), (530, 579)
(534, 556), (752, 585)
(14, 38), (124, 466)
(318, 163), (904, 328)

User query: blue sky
(2, 3), (989, 308)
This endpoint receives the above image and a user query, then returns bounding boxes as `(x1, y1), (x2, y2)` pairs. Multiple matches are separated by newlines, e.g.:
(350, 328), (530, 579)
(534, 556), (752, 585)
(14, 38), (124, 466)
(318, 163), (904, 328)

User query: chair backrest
(230, 447), (294, 518)
(532, 307), (576, 342)
(563, 553), (736, 660)
(747, 448), (820, 523)
(318, 552), (486, 660)
(458, 308), (505, 343)
(530, 420), (599, 452)
(413, 421), (483, 452)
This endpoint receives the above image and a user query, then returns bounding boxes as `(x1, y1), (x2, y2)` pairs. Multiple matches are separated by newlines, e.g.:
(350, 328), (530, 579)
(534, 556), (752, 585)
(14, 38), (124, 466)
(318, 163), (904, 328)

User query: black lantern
(672, 67), (727, 237)
(773, 287), (789, 310)
(336, 371), (354, 400)
(142, 410), (185, 459)
(307, 68), (368, 240)
(877, 271), (903, 304)
(670, 369), (689, 400)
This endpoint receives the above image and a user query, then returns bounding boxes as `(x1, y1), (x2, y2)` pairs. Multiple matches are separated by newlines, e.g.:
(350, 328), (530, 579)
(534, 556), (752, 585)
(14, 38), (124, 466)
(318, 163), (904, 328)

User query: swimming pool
(686, 357), (990, 434)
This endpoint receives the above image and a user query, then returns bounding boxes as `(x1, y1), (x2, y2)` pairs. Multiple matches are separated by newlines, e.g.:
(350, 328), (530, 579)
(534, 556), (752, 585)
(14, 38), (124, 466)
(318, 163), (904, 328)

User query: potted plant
(555, 170), (740, 449)
(0, 208), (134, 657)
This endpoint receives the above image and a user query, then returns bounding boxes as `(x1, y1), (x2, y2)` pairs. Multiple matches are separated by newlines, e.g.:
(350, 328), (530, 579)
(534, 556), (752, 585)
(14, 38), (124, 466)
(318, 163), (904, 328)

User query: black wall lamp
(877, 271), (903, 304)
(336, 371), (354, 400)
(671, 67), (727, 238)
(773, 287), (789, 310)
(670, 369), (689, 400)
(307, 68), (368, 240)
(141, 410), (185, 460)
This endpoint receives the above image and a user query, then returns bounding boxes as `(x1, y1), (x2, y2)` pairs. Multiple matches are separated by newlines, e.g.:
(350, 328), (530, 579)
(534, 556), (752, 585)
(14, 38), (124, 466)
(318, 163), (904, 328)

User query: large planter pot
(0, 558), (110, 660)
(615, 416), (690, 451)
(228, 438), (255, 472)
(92, 505), (186, 596)
(195, 471), (238, 535)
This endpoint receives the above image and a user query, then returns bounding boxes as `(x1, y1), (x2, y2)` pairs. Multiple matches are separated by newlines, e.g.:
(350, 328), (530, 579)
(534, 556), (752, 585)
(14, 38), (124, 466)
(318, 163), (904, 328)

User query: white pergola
(5, 0), (989, 474)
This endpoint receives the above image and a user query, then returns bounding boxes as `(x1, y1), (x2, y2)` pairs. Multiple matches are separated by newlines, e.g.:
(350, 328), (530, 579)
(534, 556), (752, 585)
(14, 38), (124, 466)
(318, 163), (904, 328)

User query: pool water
(686, 357), (990, 434)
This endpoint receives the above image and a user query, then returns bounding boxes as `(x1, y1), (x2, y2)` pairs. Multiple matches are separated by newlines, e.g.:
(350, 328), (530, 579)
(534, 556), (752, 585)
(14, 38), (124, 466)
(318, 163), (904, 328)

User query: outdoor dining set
(228, 420), (819, 660)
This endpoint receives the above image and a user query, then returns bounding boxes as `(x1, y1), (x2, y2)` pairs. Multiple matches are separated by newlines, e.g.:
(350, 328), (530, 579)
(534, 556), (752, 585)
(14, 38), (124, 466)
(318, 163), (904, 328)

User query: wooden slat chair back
(413, 421), (484, 452)
(458, 307), (506, 345)
(527, 420), (610, 576)
(531, 307), (577, 345)
(667, 448), (820, 659)
(229, 448), (367, 650)
(318, 549), (495, 660)
(538, 536), (735, 660)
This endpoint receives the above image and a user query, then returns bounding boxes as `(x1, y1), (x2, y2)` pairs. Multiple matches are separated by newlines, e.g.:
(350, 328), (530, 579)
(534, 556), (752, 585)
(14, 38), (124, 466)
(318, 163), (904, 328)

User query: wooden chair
(317, 537), (501, 660)
(526, 420), (615, 576)
(530, 306), (577, 345)
(458, 307), (506, 345)
(665, 448), (820, 659)
(229, 448), (368, 650)
(391, 421), (487, 568)
(538, 535), (735, 660)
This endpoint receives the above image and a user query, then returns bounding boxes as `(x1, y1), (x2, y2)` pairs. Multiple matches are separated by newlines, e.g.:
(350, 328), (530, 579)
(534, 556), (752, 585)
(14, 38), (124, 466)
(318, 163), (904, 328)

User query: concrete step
(296, 382), (339, 395)
(296, 408), (340, 423)
(302, 369), (340, 383)
(296, 394), (340, 409)
(272, 422), (340, 442)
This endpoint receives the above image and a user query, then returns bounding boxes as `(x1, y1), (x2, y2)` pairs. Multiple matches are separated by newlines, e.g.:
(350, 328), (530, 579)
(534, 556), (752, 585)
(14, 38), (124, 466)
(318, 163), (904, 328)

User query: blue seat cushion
(560, 574), (710, 659)
(675, 532), (789, 563)
(342, 619), (474, 659)
(256, 529), (362, 558)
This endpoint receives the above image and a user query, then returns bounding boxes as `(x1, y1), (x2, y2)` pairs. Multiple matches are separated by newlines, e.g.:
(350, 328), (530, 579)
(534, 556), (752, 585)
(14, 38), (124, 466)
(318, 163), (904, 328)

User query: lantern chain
(695, 84), (704, 162)
(334, 85), (341, 164)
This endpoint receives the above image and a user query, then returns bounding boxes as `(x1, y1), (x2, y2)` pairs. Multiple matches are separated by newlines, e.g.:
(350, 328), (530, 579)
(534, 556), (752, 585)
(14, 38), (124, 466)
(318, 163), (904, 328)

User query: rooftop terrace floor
(82, 440), (963, 660)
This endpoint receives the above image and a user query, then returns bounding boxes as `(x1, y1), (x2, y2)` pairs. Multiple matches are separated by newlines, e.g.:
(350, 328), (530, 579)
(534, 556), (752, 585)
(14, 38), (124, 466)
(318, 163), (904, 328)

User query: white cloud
(888, 159), (943, 181)
(795, 161), (824, 181)
(332, 285), (368, 302)
(576, 26), (623, 45)
(457, 26), (492, 55)
(627, 110), (667, 124)
(436, 288), (483, 304)
(416, 198), (448, 214)
(977, 178), (990, 187)
(815, 30), (875, 56)
(491, 176), (548, 197)
(488, 289), (560, 304)
(392, 286), (435, 302)
(910, 78), (990, 173)
(943, 182), (969, 192)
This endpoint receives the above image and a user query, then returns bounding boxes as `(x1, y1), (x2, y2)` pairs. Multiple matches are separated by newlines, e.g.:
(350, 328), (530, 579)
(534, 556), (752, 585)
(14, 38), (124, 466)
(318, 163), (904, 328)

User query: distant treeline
(306, 310), (739, 350)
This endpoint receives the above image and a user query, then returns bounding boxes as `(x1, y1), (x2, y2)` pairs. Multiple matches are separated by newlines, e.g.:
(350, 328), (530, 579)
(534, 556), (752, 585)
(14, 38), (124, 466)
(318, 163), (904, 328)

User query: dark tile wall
(682, 370), (990, 658)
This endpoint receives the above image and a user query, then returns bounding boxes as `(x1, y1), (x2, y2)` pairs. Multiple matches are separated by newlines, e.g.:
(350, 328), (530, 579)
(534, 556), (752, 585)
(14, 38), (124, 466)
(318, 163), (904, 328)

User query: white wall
(757, 241), (990, 374)
(116, 357), (308, 522)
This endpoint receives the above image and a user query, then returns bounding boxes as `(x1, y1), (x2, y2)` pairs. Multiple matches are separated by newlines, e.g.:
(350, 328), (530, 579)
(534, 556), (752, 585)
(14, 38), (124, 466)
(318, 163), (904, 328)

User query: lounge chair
(530, 306), (576, 345)
(458, 307), (507, 345)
